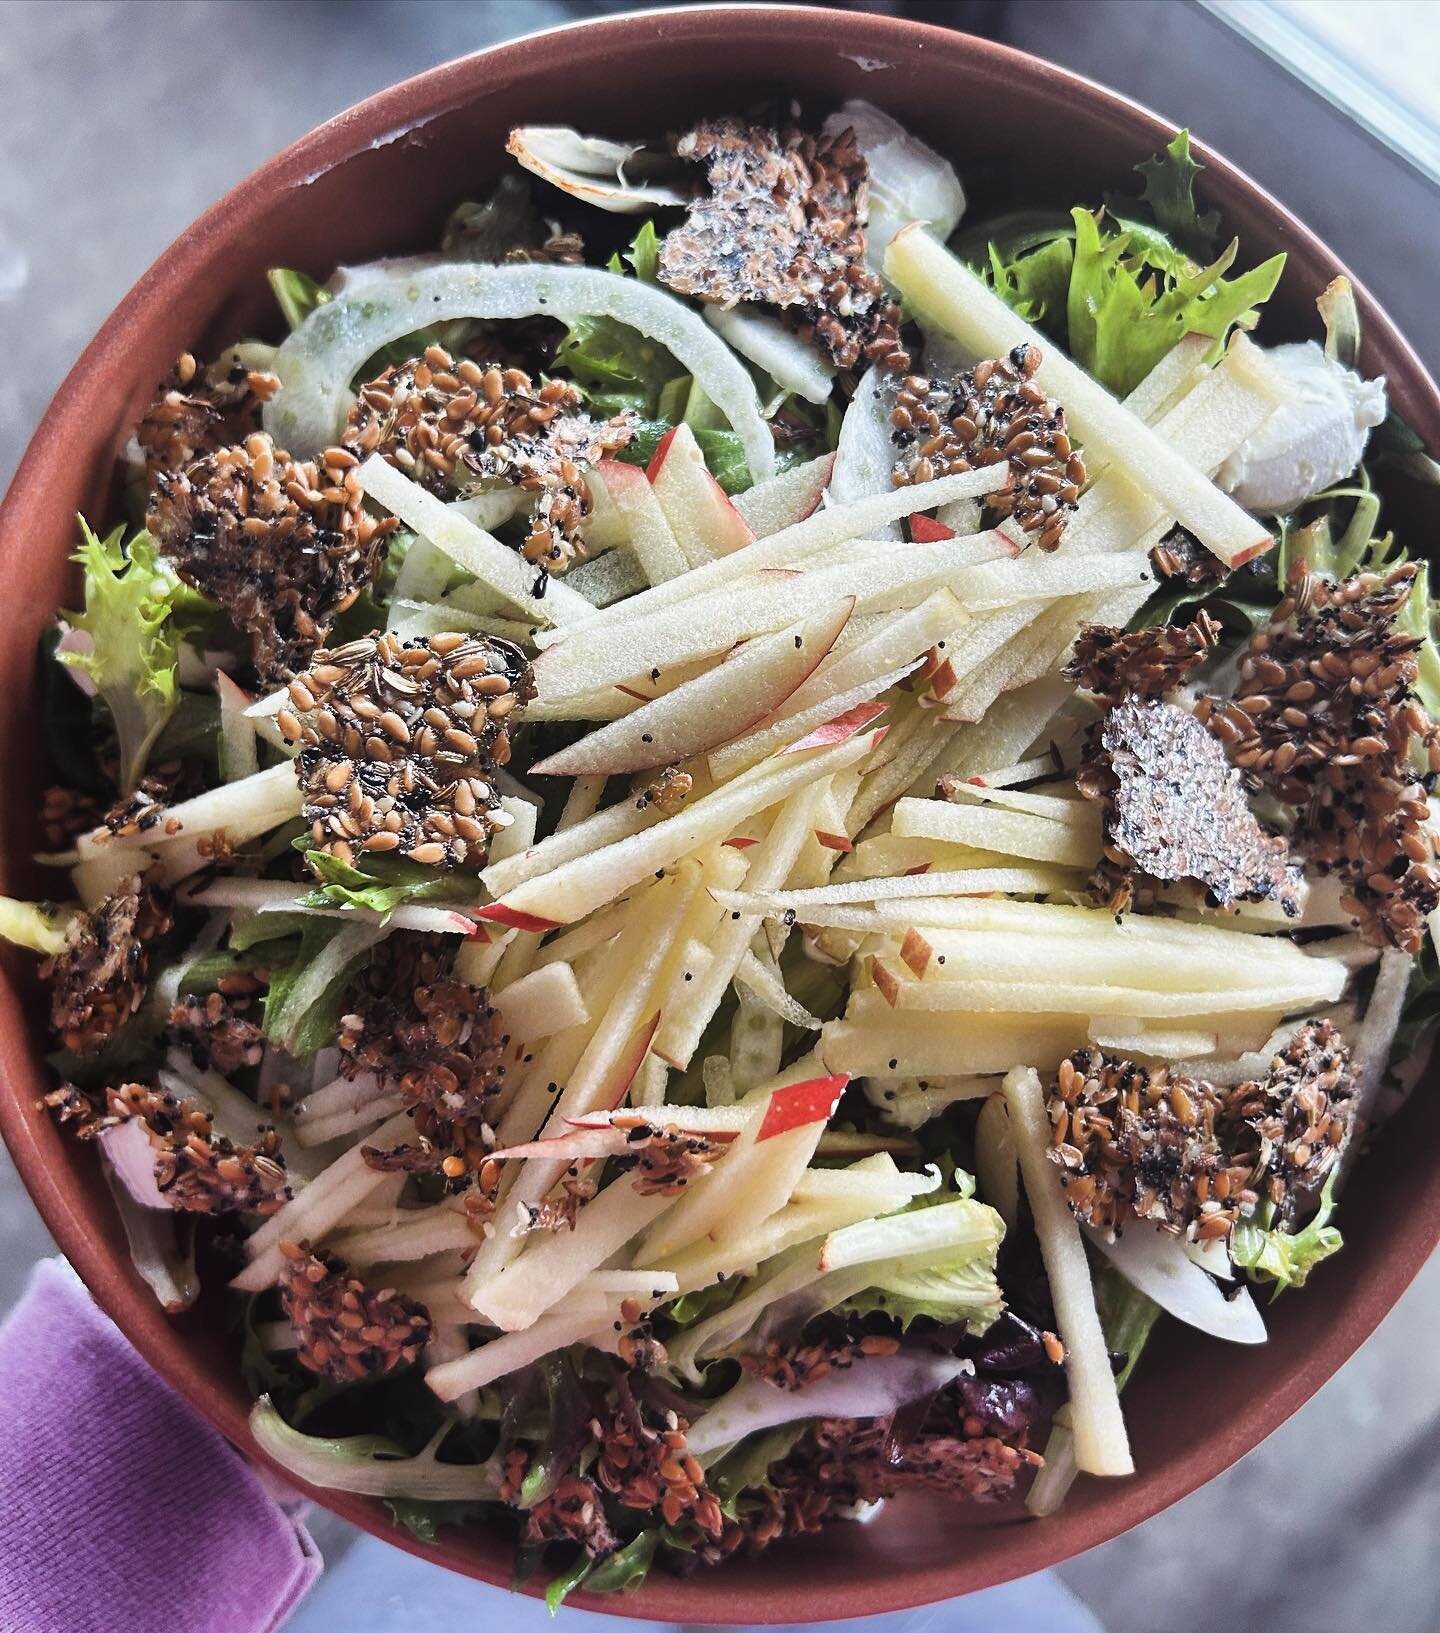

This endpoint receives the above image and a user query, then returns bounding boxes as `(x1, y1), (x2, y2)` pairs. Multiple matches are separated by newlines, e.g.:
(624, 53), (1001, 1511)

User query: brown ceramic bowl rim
(4, 6), (1439, 1622)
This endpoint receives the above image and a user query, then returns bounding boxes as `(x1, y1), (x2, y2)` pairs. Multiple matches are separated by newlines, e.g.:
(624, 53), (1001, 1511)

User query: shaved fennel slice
(704, 306), (835, 404)
(826, 365), (901, 538)
(265, 261), (774, 480)
(685, 1351), (973, 1457)
(1004, 1065), (1132, 1477)
(506, 126), (687, 213)
(823, 100), (965, 270)
(1085, 1224), (1265, 1344)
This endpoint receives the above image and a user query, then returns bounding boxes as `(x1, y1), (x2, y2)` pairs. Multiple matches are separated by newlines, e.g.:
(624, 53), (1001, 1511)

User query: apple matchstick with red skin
(733, 451), (835, 535)
(529, 599), (856, 776)
(756, 1073), (851, 1140)
(648, 423), (757, 558)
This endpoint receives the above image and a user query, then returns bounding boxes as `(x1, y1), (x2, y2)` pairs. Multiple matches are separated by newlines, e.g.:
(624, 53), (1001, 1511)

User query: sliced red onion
(685, 1349), (973, 1456)
(54, 625), (98, 696)
(99, 1120), (169, 1211)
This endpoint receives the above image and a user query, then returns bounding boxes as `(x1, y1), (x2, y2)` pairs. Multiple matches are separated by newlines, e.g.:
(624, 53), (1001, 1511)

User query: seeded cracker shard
(284, 631), (535, 869)
(168, 991), (265, 1075)
(1048, 1026), (1354, 1240)
(636, 765), (694, 815)
(1066, 611), (1222, 703)
(343, 346), (633, 576)
(1047, 1051), (1238, 1239)
(704, 1412), (1031, 1560)
(521, 1476), (618, 1557)
(1195, 562), (1440, 951)
(148, 430), (394, 681)
(44, 871), (173, 1057)
(51, 1080), (290, 1215)
(658, 119), (908, 373)
(341, 934), (505, 1172)
(136, 351), (280, 480)
(278, 1240), (431, 1383)
(889, 346), (1086, 551)
(1079, 698), (1302, 915)
(593, 1377), (723, 1534)
(1217, 1018), (1353, 1217)
(1151, 525), (1227, 587)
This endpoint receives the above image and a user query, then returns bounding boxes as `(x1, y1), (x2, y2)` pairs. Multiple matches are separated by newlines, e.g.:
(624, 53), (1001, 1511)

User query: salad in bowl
(4, 83), (1438, 1608)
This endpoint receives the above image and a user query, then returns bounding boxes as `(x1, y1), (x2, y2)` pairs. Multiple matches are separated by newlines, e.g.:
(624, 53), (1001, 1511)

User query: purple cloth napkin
(0, 1259), (321, 1633)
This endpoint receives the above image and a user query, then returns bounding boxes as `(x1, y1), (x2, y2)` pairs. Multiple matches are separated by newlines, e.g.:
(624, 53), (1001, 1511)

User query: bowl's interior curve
(1, 8), (1438, 1623)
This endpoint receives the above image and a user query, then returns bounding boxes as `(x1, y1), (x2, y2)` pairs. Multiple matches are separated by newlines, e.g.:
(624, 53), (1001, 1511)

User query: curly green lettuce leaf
(385, 1495), (493, 1544)
(971, 132), (1283, 397)
(1372, 408), (1440, 487)
(1092, 1263), (1161, 1390)
(1231, 1173), (1343, 1296)
(60, 522), (214, 794)
(260, 919), (379, 1057)
(544, 1552), (595, 1613)
(608, 219), (662, 284)
(1104, 130), (1221, 262)
(1129, 569), (1278, 641)
(986, 234), (1074, 327)
(557, 223), (684, 417)
(585, 1529), (667, 1594)
(707, 1424), (807, 1516)
(663, 1278), (745, 1329)
(557, 312), (682, 418)
(610, 421), (756, 493)
(250, 1396), (502, 1500)
(1067, 207), (1285, 397)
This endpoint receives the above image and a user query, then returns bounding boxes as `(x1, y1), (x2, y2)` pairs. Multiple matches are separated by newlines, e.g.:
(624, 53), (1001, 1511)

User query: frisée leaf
(1104, 130), (1221, 262)
(1066, 207), (1285, 397)
(970, 131), (1285, 396)
(1231, 1173), (1343, 1295)
(269, 267), (331, 332)
(60, 522), (216, 795)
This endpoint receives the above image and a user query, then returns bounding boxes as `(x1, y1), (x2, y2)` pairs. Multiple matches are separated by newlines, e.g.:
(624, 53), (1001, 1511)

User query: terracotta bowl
(3, 6), (1437, 1622)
